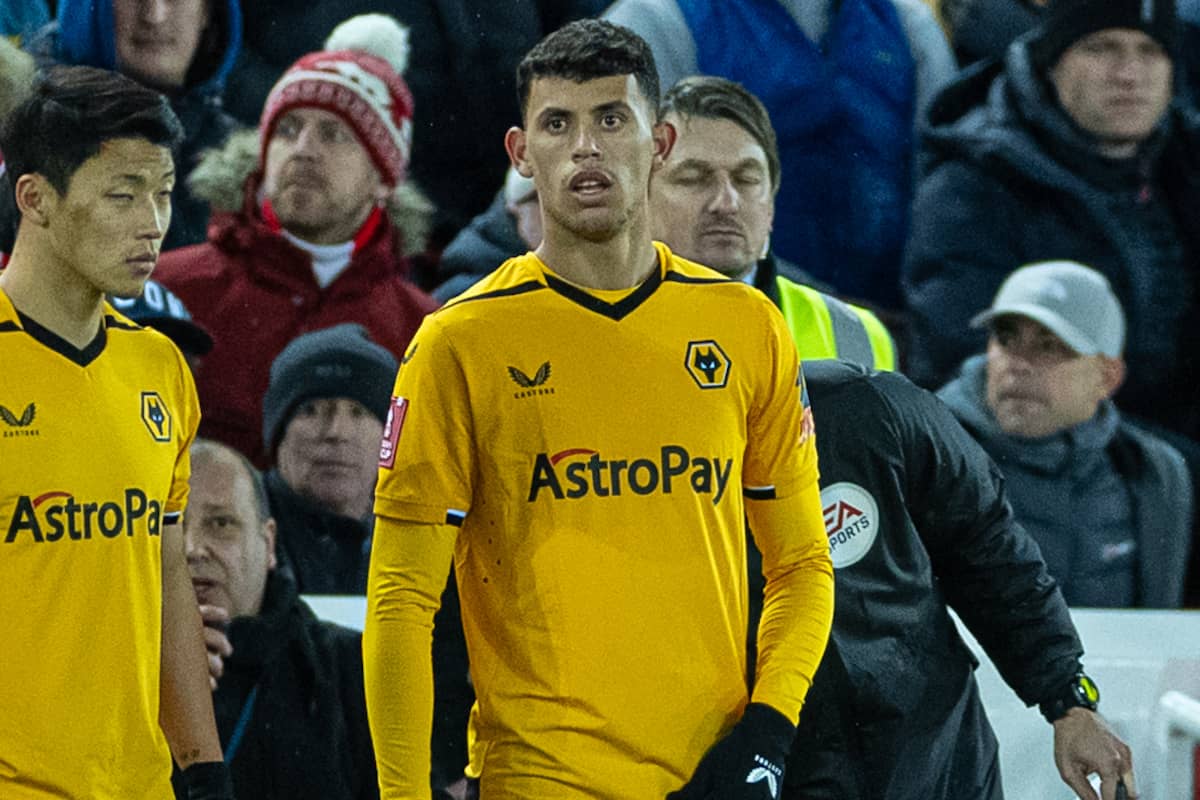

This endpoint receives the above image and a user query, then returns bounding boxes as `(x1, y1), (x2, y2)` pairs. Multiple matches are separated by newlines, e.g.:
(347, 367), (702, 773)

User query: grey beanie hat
(262, 323), (399, 454)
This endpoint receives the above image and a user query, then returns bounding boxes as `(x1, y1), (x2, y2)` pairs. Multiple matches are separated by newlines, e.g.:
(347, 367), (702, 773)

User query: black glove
(667, 702), (796, 800)
(181, 761), (235, 800)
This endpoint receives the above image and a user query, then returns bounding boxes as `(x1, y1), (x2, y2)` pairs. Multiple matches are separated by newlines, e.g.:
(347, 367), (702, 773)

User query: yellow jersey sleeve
(375, 315), (476, 525)
(747, 479), (834, 722)
(743, 305), (819, 499)
(744, 307), (833, 721)
(166, 342), (201, 519)
(363, 517), (457, 800)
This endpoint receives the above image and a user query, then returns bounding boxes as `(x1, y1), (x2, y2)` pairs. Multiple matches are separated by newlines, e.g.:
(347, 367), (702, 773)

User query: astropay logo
(5, 488), (165, 543)
(527, 445), (733, 505)
(821, 482), (879, 568)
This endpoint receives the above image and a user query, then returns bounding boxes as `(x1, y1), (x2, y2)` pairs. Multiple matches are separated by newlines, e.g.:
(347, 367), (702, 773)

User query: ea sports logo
(820, 482), (879, 568)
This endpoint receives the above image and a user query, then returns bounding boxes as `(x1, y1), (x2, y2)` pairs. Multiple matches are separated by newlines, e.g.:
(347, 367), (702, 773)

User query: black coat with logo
(780, 361), (1082, 800)
(172, 570), (377, 800)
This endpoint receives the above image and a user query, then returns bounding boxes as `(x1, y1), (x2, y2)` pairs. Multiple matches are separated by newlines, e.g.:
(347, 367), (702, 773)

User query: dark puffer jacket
(939, 355), (1193, 608)
(903, 38), (1200, 442)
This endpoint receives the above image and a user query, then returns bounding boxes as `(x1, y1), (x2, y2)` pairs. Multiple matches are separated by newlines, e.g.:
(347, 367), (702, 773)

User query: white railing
(307, 598), (1200, 798)
(1155, 691), (1200, 800)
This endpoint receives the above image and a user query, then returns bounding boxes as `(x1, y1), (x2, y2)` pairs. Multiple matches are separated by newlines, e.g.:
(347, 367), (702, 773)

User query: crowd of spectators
(2, 0), (1197, 797)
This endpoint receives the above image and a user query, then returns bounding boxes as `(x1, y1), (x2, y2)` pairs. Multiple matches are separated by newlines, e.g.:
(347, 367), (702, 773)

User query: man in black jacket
(904, 0), (1200, 447)
(181, 438), (377, 800)
(782, 361), (1135, 800)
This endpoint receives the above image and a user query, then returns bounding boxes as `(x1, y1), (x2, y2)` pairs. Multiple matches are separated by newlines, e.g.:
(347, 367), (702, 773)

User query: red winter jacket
(156, 190), (439, 466)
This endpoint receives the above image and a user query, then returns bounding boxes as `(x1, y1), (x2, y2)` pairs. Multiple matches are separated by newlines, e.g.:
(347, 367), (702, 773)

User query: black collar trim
(663, 271), (731, 286)
(104, 314), (141, 332)
(0, 321), (19, 333)
(544, 265), (665, 321)
(16, 310), (107, 367)
(446, 280), (546, 308)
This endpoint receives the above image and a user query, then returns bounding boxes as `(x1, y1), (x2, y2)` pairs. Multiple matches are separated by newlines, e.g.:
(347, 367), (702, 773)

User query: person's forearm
(365, 518), (457, 799)
(159, 522), (223, 767)
(747, 479), (835, 720)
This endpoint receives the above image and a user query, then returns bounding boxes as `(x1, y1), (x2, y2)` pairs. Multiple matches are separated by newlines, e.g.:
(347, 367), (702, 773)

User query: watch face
(1074, 674), (1100, 707)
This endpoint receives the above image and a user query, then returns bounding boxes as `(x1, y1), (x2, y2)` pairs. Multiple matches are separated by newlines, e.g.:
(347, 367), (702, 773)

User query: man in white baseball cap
(939, 261), (1192, 609)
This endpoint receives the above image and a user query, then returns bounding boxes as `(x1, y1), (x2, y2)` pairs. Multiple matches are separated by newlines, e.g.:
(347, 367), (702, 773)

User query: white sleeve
(602, 0), (697, 90)
(890, 0), (958, 121)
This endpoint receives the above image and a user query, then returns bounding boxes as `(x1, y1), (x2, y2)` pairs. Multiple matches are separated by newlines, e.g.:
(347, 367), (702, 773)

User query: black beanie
(1030, 0), (1178, 69)
(262, 323), (399, 455)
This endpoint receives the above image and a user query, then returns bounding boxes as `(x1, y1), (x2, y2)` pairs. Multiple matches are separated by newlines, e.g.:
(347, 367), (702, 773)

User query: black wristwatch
(1039, 672), (1100, 723)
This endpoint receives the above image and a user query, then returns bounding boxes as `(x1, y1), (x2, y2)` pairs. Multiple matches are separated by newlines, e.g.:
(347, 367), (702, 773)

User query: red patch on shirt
(378, 396), (408, 469)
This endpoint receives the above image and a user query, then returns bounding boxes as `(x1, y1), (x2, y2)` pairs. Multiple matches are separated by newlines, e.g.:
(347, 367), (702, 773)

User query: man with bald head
(183, 439), (377, 799)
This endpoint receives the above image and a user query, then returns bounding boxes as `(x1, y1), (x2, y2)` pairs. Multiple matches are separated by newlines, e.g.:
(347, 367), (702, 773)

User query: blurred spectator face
(507, 190), (543, 250)
(262, 107), (388, 245)
(1050, 28), (1173, 157)
(650, 113), (774, 279)
(185, 444), (277, 619)
(275, 397), (383, 519)
(113, 0), (210, 92)
(985, 315), (1123, 438)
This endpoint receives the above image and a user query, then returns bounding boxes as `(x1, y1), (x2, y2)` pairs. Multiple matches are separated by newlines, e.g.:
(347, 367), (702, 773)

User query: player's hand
(198, 604), (233, 690)
(1052, 707), (1136, 800)
(181, 760), (236, 800)
(666, 703), (795, 800)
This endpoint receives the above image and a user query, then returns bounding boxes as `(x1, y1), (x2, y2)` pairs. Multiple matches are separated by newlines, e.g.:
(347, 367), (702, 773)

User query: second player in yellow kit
(0, 66), (230, 798)
(0, 293), (198, 798)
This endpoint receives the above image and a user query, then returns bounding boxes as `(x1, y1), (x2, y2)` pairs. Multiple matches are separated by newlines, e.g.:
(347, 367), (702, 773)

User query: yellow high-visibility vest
(775, 277), (896, 371)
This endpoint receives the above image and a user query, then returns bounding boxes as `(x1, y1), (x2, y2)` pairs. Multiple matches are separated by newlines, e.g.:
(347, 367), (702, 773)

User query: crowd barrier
(304, 596), (1200, 798)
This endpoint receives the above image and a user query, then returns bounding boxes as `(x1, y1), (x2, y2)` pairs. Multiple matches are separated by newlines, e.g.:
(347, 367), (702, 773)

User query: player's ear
(14, 173), (57, 227)
(505, 127), (534, 179)
(650, 119), (677, 172)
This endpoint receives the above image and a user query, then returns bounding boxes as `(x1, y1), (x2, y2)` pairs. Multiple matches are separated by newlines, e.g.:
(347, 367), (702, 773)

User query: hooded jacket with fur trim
(154, 129), (438, 466)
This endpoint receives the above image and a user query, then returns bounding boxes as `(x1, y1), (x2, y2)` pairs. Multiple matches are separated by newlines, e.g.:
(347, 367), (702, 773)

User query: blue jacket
(679, 0), (916, 308)
(33, 0), (242, 248)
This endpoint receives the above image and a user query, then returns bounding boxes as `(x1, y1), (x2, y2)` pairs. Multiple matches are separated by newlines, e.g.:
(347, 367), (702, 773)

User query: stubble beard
(545, 194), (641, 244)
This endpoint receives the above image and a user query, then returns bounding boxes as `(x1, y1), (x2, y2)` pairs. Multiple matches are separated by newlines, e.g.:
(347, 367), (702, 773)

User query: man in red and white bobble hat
(257, 17), (417, 219)
(156, 13), (439, 468)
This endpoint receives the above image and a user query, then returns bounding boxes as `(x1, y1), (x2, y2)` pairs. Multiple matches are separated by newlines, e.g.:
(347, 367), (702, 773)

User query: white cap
(970, 261), (1126, 357)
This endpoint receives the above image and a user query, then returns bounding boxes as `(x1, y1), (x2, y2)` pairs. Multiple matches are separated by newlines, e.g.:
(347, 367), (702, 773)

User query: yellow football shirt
(0, 288), (200, 799)
(375, 243), (825, 798)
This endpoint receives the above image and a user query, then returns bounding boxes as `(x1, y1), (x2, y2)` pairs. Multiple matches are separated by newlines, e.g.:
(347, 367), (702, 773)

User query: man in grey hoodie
(938, 260), (1192, 608)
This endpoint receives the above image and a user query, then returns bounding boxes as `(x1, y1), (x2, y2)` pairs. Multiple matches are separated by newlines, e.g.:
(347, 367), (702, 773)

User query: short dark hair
(660, 76), (781, 194)
(0, 65), (184, 198)
(515, 19), (660, 121)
